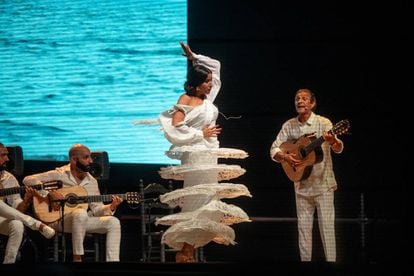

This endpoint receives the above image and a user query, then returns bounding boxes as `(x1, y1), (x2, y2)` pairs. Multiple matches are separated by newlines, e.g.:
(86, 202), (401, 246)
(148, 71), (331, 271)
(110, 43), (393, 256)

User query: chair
(139, 180), (174, 262)
(51, 232), (105, 262)
(138, 180), (206, 262)
(0, 231), (40, 263)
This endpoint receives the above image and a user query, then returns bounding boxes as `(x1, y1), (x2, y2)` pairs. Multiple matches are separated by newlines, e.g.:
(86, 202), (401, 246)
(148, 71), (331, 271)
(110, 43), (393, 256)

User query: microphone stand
(59, 200), (66, 262)
(53, 196), (88, 262)
(50, 198), (67, 262)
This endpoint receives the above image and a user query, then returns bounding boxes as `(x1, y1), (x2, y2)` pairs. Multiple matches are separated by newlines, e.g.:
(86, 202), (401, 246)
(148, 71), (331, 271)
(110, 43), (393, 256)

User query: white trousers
(295, 191), (336, 262)
(0, 200), (41, 263)
(50, 208), (121, 262)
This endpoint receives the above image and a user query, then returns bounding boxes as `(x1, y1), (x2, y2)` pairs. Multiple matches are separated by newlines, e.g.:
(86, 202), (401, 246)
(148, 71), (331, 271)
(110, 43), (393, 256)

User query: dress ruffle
(159, 183), (252, 208)
(166, 147), (249, 160)
(159, 219), (236, 250)
(159, 164), (246, 181)
(155, 199), (251, 226)
(157, 149), (251, 249)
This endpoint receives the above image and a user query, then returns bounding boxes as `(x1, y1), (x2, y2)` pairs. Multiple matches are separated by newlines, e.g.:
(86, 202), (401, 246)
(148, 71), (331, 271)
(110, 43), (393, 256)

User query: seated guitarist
(269, 88), (344, 262)
(23, 144), (123, 262)
(0, 143), (55, 264)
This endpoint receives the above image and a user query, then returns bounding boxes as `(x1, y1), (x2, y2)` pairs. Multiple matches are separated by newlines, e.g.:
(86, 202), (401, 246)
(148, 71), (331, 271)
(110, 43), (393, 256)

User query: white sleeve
(270, 123), (291, 162)
(159, 106), (204, 146)
(2, 173), (23, 209)
(23, 170), (62, 197)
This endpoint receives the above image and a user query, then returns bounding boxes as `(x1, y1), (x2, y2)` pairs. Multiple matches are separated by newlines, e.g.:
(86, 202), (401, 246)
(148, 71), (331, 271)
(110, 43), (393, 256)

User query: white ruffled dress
(155, 53), (252, 250)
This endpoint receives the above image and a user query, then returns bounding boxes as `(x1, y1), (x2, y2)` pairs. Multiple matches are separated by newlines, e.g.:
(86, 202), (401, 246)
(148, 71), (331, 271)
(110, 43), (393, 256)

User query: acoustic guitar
(0, 181), (62, 198)
(33, 186), (141, 223)
(279, 119), (350, 182)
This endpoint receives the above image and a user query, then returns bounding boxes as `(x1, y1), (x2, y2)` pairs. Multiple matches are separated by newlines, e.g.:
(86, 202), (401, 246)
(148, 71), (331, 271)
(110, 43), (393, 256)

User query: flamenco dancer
(156, 42), (252, 262)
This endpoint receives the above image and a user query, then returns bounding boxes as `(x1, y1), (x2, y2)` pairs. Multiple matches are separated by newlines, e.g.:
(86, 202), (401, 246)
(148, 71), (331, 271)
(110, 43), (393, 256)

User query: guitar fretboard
(302, 124), (346, 157)
(302, 136), (325, 157)
(77, 193), (129, 203)
(0, 183), (43, 197)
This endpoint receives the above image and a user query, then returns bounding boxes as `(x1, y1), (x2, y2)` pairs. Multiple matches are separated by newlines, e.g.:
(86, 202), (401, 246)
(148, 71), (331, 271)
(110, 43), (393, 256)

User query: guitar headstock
(331, 119), (350, 136)
(126, 192), (141, 204)
(43, 180), (63, 191)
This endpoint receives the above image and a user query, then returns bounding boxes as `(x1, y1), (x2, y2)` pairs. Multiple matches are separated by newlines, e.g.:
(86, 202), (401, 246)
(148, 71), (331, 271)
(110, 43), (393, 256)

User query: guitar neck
(302, 128), (341, 157)
(0, 183), (43, 197)
(290, 119), (349, 168)
(303, 136), (325, 156)
(77, 193), (128, 203)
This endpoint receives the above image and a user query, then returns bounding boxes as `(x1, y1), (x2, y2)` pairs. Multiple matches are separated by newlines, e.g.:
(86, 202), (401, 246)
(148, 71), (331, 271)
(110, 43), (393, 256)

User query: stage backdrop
(0, 0), (186, 164)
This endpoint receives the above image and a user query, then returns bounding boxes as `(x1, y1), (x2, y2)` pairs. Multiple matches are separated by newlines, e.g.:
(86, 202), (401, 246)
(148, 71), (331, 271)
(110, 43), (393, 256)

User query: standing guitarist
(269, 88), (344, 262)
(23, 144), (123, 262)
(0, 143), (55, 264)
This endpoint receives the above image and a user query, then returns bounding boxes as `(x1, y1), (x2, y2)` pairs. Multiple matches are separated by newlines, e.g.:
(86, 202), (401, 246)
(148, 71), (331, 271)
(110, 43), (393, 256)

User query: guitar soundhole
(299, 147), (307, 158)
(65, 193), (79, 207)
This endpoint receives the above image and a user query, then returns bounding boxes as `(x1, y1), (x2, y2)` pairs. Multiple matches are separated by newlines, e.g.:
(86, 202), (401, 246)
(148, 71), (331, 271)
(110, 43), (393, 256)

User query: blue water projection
(0, 0), (186, 164)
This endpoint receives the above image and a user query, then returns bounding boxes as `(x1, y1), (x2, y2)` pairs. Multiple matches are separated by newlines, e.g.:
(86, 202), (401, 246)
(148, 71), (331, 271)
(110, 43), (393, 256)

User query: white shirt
(0, 170), (23, 209)
(270, 112), (343, 196)
(159, 53), (221, 154)
(23, 164), (113, 216)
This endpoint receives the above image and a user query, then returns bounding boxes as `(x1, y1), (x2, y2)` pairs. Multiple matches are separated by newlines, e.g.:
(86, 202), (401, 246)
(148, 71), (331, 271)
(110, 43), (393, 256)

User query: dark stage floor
(0, 261), (400, 276)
